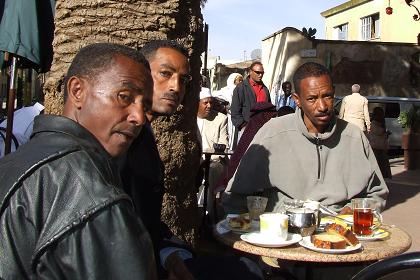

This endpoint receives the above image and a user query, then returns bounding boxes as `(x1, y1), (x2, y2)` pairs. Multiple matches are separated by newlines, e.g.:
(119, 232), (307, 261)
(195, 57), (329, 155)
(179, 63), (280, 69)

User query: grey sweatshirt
(223, 108), (388, 214)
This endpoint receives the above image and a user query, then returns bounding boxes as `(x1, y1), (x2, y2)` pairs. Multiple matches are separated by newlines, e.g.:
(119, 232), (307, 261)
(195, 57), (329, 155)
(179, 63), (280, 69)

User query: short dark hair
(140, 40), (189, 61)
(293, 62), (331, 95)
(282, 81), (291, 91)
(249, 61), (263, 71)
(64, 43), (150, 100)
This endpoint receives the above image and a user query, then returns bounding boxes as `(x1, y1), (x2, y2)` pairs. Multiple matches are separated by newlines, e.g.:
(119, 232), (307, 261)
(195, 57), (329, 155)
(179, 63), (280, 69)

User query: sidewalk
(382, 157), (420, 252)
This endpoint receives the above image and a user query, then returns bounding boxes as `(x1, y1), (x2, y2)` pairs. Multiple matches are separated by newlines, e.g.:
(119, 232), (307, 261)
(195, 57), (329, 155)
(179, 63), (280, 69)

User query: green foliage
(398, 105), (420, 132)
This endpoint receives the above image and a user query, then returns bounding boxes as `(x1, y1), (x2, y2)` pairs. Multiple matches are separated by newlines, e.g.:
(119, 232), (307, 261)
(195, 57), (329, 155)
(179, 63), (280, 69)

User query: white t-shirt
(0, 102), (44, 157)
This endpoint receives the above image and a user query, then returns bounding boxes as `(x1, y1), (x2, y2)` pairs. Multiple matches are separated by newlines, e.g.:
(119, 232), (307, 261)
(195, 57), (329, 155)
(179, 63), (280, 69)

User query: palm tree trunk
(44, 0), (204, 246)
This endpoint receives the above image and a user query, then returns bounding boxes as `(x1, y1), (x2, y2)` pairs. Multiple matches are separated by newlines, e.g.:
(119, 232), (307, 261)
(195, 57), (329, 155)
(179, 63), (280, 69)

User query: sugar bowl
(286, 207), (317, 237)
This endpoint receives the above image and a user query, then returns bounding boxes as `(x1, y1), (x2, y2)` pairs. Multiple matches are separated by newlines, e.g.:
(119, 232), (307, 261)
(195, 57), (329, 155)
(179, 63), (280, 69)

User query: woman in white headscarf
(213, 73), (243, 149)
(213, 73), (243, 104)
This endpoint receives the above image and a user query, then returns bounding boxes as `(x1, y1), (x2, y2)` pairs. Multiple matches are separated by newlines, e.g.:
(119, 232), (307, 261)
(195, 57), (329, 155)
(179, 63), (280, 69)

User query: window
(334, 23), (348, 40)
(361, 13), (380, 40)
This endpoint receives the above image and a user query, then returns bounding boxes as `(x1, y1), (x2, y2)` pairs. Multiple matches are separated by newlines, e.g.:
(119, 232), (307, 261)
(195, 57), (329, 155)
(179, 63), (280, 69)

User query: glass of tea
(351, 198), (383, 236)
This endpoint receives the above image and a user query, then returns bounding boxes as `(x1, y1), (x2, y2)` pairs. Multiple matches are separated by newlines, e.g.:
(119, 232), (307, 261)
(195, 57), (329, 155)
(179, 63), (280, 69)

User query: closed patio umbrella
(0, 0), (55, 154)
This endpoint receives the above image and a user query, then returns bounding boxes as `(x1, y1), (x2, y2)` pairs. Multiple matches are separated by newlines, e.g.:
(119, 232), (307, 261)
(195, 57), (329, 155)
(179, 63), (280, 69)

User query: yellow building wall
(324, 0), (418, 43)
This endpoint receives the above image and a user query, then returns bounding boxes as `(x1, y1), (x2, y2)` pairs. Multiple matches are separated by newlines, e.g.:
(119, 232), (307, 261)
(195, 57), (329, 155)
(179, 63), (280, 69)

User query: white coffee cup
(259, 213), (288, 240)
(303, 200), (321, 228)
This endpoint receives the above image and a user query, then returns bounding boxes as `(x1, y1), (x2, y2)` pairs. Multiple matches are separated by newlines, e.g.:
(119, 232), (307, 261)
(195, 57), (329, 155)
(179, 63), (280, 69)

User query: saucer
(240, 232), (302, 248)
(356, 229), (390, 241)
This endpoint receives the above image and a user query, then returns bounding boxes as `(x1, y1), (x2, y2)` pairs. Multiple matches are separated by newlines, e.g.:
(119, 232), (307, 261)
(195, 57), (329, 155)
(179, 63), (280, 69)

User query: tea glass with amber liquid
(351, 198), (382, 236)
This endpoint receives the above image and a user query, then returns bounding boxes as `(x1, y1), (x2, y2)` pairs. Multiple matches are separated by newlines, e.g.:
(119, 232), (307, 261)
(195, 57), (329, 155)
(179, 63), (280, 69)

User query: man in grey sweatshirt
(223, 62), (388, 214)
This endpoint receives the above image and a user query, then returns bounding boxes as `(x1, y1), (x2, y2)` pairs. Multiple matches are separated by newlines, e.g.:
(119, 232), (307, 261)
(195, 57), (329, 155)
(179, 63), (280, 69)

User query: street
(382, 157), (420, 252)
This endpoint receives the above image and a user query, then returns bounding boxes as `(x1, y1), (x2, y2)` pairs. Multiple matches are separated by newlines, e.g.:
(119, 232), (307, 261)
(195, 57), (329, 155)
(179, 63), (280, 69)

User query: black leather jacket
(120, 123), (194, 277)
(0, 115), (157, 280)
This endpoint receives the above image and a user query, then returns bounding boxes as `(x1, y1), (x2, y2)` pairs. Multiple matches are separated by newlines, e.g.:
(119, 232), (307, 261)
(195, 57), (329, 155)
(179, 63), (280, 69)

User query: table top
(214, 224), (412, 263)
(202, 148), (234, 156)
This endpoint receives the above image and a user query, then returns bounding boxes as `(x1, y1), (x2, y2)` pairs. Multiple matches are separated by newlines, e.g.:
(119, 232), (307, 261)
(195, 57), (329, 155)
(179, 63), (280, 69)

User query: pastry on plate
(311, 233), (347, 249)
(325, 223), (359, 246)
(228, 214), (251, 230)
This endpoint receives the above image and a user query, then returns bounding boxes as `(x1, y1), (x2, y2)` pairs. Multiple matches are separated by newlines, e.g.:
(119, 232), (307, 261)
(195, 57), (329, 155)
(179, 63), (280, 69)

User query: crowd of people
(0, 40), (391, 280)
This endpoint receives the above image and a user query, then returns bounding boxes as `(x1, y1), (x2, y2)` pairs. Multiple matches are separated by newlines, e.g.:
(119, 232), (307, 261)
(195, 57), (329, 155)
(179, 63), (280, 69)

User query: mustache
(116, 125), (142, 138)
(162, 92), (179, 102)
(315, 111), (332, 118)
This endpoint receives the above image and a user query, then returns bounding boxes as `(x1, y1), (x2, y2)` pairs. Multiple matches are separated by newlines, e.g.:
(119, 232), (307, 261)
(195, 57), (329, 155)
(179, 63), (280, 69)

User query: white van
(334, 96), (420, 149)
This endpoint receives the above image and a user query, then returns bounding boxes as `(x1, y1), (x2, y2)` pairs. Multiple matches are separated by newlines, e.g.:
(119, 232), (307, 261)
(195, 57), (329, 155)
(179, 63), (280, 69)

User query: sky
(202, 0), (346, 61)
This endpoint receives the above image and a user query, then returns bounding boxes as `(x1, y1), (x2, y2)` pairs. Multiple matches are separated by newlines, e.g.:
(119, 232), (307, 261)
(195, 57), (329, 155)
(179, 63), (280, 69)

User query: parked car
(334, 96), (420, 149)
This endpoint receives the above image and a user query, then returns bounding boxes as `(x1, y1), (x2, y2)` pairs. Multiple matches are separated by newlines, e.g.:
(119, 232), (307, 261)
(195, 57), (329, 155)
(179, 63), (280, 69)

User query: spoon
(319, 204), (354, 225)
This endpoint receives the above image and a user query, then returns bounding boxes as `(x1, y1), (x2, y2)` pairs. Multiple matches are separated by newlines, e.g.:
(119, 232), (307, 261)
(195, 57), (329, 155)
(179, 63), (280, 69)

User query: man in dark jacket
(121, 40), (194, 279)
(121, 40), (263, 280)
(0, 43), (157, 279)
(230, 61), (270, 144)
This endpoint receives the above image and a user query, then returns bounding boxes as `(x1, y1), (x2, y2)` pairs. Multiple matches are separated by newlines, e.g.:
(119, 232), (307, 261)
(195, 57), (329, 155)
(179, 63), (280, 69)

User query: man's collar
(249, 77), (262, 86)
(295, 107), (337, 141)
(33, 114), (111, 159)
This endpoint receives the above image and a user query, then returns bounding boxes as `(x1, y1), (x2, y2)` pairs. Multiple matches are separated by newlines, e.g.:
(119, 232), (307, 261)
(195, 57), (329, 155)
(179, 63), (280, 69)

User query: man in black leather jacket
(0, 43), (157, 279)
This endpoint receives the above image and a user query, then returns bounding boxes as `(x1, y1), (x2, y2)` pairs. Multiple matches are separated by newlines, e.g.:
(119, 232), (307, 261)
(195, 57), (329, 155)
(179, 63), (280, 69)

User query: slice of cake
(311, 234), (347, 249)
(325, 223), (359, 246)
(228, 214), (251, 230)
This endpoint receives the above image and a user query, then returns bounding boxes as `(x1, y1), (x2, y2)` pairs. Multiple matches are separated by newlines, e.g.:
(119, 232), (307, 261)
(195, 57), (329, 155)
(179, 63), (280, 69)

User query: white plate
(241, 233), (302, 248)
(299, 236), (362, 254)
(356, 229), (389, 241)
(219, 219), (259, 234)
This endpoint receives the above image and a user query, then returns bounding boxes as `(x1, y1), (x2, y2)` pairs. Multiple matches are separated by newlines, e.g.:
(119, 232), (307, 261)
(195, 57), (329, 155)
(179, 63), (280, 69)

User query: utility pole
(202, 23), (209, 77)
(243, 50), (247, 61)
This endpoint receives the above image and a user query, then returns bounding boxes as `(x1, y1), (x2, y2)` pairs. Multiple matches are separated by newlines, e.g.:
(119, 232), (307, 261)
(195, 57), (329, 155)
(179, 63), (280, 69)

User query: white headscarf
(200, 87), (212, 100)
(226, 73), (242, 90)
(213, 73), (242, 104)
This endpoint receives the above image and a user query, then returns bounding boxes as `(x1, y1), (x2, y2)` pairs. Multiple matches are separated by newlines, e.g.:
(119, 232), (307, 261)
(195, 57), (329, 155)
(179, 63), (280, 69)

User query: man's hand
(338, 206), (352, 215)
(165, 252), (195, 280)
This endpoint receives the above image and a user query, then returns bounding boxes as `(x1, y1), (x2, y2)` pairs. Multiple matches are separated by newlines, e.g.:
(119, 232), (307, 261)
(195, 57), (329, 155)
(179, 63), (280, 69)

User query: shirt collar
(295, 107), (337, 141)
(249, 77), (262, 87)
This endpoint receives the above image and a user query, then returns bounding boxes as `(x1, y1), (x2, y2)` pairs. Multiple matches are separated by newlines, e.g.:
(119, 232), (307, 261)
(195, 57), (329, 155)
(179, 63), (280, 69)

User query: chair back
(0, 127), (20, 157)
(351, 252), (420, 280)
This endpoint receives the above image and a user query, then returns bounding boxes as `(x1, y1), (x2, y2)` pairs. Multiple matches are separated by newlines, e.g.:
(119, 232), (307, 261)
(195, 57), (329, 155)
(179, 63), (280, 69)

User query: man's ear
(66, 76), (85, 109)
(292, 92), (300, 108)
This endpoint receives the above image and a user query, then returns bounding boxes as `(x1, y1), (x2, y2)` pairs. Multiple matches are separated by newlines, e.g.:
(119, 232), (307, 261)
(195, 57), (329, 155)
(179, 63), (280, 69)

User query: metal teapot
(286, 207), (317, 237)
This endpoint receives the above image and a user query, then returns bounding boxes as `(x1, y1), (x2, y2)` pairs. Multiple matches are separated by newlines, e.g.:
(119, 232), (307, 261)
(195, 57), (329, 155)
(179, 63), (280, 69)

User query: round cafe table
(213, 223), (412, 263)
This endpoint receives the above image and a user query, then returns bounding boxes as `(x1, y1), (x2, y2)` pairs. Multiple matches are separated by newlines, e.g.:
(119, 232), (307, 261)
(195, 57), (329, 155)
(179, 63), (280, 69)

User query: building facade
(321, 0), (419, 43)
(261, 27), (419, 99)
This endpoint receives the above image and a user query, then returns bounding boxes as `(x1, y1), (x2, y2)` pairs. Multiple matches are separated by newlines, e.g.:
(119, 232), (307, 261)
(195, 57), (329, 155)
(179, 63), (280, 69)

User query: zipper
(315, 134), (322, 179)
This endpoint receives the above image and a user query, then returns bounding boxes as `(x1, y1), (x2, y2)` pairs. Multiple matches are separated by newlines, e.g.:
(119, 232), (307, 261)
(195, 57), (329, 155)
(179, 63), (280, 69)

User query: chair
(351, 252), (420, 280)
(0, 127), (20, 157)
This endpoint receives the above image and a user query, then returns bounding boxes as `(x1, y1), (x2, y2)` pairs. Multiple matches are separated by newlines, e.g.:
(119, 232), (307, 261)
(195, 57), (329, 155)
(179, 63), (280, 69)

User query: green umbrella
(0, 0), (55, 71)
(0, 0), (55, 154)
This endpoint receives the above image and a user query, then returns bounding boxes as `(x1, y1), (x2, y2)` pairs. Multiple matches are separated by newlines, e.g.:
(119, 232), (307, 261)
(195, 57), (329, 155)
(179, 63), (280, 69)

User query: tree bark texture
(44, 0), (204, 246)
